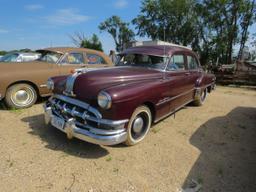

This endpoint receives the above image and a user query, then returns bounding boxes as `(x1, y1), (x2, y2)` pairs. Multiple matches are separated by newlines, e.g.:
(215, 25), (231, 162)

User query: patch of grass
(10, 108), (23, 114)
(22, 142), (27, 145)
(152, 127), (161, 134)
(224, 91), (233, 94)
(218, 168), (224, 177)
(106, 156), (112, 162)
(223, 124), (228, 129)
(238, 124), (247, 130)
(113, 168), (119, 173)
(7, 159), (14, 167)
(197, 177), (204, 184)
(178, 130), (187, 136)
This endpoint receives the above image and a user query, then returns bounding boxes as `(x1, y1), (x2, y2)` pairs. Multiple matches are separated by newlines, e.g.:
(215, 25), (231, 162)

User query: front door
(165, 54), (194, 112)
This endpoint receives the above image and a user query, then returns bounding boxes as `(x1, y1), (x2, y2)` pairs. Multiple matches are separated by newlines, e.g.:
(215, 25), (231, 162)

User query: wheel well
(7, 81), (40, 97)
(143, 102), (156, 123)
(207, 85), (212, 93)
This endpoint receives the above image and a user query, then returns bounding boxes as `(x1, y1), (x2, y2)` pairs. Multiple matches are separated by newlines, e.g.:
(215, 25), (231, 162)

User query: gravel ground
(0, 86), (255, 192)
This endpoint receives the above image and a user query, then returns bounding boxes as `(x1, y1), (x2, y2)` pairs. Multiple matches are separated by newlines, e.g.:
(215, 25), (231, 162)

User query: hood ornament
(63, 70), (83, 97)
(63, 67), (105, 97)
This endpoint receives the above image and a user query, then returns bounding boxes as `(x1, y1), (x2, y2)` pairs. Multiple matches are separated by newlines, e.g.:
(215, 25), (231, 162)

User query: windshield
(0, 53), (19, 62)
(38, 51), (62, 63)
(117, 54), (167, 70)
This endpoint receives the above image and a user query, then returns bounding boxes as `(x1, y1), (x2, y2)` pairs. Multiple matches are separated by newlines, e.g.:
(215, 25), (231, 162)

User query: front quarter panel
(99, 78), (169, 121)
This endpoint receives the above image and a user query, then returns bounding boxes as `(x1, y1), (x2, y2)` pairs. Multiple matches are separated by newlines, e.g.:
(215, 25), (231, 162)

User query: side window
(87, 54), (106, 64)
(187, 55), (199, 70)
(167, 54), (185, 71)
(62, 53), (84, 64)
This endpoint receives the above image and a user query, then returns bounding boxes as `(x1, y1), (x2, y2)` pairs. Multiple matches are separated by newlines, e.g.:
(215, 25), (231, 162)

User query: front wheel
(5, 83), (38, 109)
(125, 105), (152, 146)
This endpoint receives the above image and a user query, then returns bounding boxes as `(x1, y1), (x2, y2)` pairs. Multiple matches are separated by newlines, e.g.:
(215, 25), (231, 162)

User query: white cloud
(25, 4), (44, 11)
(0, 29), (8, 33)
(114, 0), (128, 9)
(44, 9), (90, 25)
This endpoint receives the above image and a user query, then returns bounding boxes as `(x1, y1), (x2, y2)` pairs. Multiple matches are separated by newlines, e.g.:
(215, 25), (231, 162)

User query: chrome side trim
(154, 99), (193, 123)
(39, 84), (47, 88)
(156, 88), (194, 106)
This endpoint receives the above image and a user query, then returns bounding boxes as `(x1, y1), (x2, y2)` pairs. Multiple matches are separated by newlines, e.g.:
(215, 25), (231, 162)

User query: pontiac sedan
(44, 45), (216, 146)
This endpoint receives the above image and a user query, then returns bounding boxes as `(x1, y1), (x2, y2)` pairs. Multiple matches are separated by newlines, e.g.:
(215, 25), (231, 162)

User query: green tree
(133, 0), (256, 65)
(0, 51), (7, 55)
(132, 0), (199, 46)
(198, 0), (255, 64)
(70, 32), (103, 51)
(99, 15), (135, 52)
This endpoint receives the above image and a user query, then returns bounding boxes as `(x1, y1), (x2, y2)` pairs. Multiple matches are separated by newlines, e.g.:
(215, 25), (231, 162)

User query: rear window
(167, 54), (186, 71)
(187, 55), (199, 70)
(87, 54), (106, 64)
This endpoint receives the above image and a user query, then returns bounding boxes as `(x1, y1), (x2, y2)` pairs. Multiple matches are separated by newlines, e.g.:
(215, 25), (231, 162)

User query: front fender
(99, 79), (165, 121)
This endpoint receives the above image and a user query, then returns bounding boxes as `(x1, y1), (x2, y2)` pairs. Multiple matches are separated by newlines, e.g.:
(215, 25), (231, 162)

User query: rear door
(187, 53), (201, 89)
(59, 52), (86, 75)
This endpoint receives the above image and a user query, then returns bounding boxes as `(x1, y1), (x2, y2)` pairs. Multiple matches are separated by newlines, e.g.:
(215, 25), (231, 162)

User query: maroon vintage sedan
(44, 45), (216, 146)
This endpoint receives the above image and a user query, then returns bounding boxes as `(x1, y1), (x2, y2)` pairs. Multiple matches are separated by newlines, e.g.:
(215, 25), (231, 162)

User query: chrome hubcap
(133, 117), (144, 133)
(15, 90), (29, 102)
(11, 88), (34, 107)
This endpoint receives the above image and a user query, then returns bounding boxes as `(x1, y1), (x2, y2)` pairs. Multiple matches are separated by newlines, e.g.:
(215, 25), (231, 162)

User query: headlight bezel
(97, 91), (112, 109)
(46, 78), (54, 90)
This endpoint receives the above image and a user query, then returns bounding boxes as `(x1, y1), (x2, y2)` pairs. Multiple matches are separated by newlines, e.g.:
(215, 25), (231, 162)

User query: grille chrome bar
(49, 94), (128, 128)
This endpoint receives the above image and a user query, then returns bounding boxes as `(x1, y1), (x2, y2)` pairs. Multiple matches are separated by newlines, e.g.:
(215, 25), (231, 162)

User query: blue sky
(0, 0), (255, 53)
(0, 0), (142, 53)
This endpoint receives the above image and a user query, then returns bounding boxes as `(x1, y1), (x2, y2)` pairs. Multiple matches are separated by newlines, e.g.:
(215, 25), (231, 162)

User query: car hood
(70, 66), (163, 103)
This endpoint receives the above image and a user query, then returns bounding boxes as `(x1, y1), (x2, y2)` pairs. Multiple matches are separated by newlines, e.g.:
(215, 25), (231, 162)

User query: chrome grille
(49, 94), (101, 129)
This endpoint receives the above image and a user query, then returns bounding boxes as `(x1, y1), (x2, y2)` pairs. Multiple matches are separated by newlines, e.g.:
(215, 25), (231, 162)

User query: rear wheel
(193, 88), (207, 106)
(125, 105), (152, 146)
(5, 83), (37, 109)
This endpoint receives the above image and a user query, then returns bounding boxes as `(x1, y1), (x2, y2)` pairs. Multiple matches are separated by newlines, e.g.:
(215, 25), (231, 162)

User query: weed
(197, 177), (204, 184)
(152, 127), (161, 134)
(218, 168), (224, 177)
(106, 156), (112, 162)
(238, 124), (247, 130)
(10, 108), (23, 114)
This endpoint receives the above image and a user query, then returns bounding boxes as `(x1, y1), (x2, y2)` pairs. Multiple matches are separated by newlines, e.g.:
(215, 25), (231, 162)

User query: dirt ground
(0, 86), (255, 192)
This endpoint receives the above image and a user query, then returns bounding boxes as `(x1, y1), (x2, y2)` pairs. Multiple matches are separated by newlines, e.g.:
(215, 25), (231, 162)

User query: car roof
(5, 52), (40, 56)
(36, 47), (105, 55)
(121, 45), (195, 57)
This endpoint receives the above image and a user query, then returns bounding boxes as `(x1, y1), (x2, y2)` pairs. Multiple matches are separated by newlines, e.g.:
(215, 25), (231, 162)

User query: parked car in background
(44, 45), (216, 146)
(0, 52), (41, 62)
(0, 47), (112, 109)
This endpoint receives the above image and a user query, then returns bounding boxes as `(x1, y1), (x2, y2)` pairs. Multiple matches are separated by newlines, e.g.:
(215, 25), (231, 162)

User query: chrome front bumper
(44, 104), (128, 145)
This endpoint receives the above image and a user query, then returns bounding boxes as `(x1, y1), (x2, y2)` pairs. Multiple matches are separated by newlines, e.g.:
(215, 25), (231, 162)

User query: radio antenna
(163, 27), (166, 57)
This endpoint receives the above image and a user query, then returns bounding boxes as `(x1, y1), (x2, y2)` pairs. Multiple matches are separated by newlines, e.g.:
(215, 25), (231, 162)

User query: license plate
(51, 116), (65, 130)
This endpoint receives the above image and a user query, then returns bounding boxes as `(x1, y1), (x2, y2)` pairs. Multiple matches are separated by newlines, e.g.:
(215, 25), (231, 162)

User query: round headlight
(46, 78), (54, 90)
(98, 91), (112, 109)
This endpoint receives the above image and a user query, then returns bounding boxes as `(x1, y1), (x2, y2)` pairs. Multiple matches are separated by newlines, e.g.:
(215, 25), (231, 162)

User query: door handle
(185, 72), (190, 76)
